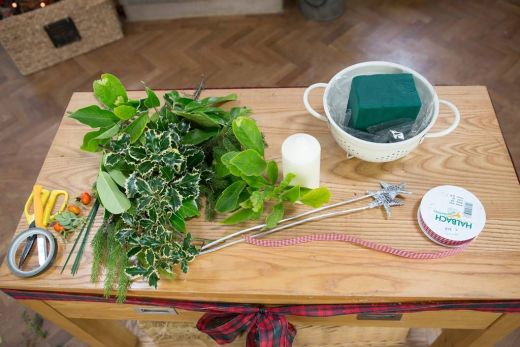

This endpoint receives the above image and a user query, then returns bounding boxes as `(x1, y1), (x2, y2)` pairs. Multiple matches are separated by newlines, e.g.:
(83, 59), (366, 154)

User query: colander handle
(303, 83), (328, 122)
(424, 100), (461, 138)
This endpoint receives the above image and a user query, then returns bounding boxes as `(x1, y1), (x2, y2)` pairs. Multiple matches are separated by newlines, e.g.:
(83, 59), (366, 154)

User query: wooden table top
(1, 87), (519, 304)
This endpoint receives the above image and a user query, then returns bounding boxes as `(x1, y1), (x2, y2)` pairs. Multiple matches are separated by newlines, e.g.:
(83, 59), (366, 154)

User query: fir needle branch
(103, 223), (117, 298)
(90, 222), (107, 282)
(116, 248), (130, 303)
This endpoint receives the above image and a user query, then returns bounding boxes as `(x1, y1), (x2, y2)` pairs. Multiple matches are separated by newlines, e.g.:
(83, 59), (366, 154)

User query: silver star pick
(378, 182), (412, 199)
(367, 182), (411, 218)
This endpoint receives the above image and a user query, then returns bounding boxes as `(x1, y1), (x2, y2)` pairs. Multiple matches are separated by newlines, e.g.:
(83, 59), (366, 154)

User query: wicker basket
(0, 0), (123, 75)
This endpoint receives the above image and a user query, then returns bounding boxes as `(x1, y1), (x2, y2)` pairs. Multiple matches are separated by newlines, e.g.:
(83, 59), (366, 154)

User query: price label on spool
(418, 185), (486, 248)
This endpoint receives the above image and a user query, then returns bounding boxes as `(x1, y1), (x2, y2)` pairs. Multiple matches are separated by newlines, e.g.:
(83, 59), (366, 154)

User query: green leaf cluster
(54, 211), (86, 239)
(213, 117), (331, 228)
(70, 72), (332, 299)
(70, 73), (158, 152)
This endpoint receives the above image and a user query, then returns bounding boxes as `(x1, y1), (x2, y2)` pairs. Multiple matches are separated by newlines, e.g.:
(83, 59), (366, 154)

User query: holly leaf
(103, 152), (123, 170)
(70, 105), (119, 128)
(125, 266), (147, 277)
(136, 160), (154, 176)
(127, 246), (142, 258)
(232, 116), (264, 155)
(215, 181), (246, 213)
(165, 187), (182, 212)
(128, 146), (147, 161)
(299, 187), (331, 208)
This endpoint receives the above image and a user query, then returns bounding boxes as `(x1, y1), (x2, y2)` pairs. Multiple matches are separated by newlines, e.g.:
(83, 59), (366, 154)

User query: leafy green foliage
(125, 113), (149, 143)
(70, 72), (331, 300)
(54, 211), (86, 239)
(101, 128), (203, 286)
(266, 202), (284, 228)
(232, 117), (264, 155)
(215, 181), (246, 213)
(230, 149), (266, 176)
(144, 87), (160, 108)
(114, 105), (136, 120)
(70, 105), (120, 128)
(214, 118), (331, 228)
(93, 73), (127, 108)
(299, 187), (331, 208)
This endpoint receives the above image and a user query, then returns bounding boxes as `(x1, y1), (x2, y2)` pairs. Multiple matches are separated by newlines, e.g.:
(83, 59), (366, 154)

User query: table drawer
(47, 300), (501, 329)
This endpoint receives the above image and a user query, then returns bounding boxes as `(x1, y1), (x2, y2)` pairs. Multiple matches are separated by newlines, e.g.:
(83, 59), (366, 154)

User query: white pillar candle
(281, 133), (321, 189)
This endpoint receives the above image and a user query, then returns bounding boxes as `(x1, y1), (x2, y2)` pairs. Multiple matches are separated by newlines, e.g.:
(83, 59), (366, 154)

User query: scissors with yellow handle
(18, 185), (68, 268)
(24, 186), (68, 227)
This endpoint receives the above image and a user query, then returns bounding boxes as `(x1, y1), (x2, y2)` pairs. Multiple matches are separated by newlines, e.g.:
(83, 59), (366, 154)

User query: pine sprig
(103, 221), (118, 298)
(116, 249), (130, 303)
(90, 223), (107, 282)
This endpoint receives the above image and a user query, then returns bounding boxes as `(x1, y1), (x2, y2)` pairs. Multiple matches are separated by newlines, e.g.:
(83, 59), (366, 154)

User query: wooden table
(1, 87), (519, 347)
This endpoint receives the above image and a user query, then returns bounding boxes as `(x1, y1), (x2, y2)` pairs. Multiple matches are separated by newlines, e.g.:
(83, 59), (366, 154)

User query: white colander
(303, 61), (460, 162)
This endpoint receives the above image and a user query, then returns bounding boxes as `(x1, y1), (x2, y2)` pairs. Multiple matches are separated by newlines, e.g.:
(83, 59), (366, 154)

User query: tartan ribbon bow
(197, 307), (296, 347)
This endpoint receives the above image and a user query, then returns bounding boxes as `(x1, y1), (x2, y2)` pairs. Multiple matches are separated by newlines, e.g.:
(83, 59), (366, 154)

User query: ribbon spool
(417, 185), (486, 248)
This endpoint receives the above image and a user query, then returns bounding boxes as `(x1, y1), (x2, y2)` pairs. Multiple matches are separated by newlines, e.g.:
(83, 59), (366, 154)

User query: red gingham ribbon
(418, 212), (474, 247)
(244, 233), (467, 259)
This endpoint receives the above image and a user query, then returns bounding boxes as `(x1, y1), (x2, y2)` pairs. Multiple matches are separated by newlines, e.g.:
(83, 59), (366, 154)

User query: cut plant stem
(201, 193), (374, 251)
(61, 210), (89, 274)
(200, 205), (371, 255)
(71, 199), (100, 275)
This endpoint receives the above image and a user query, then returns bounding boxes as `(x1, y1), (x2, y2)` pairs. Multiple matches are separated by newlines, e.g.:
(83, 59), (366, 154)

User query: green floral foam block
(347, 73), (421, 131)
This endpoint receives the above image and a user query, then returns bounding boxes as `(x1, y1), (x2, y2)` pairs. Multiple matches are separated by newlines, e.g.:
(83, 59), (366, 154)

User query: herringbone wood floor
(0, 0), (519, 346)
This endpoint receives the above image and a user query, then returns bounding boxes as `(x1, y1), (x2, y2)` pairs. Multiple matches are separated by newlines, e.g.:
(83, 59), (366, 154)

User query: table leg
(431, 313), (520, 347)
(21, 299), (138, 347)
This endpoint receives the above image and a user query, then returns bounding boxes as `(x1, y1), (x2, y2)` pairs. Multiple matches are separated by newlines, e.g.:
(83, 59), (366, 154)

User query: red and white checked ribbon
(244, 233), (468, 259)
(418, 212), (475, 247)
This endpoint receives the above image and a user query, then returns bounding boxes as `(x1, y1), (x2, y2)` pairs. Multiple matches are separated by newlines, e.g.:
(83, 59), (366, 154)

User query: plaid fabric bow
(197, 308), (296, 347)
(5, 289), (520, 347)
